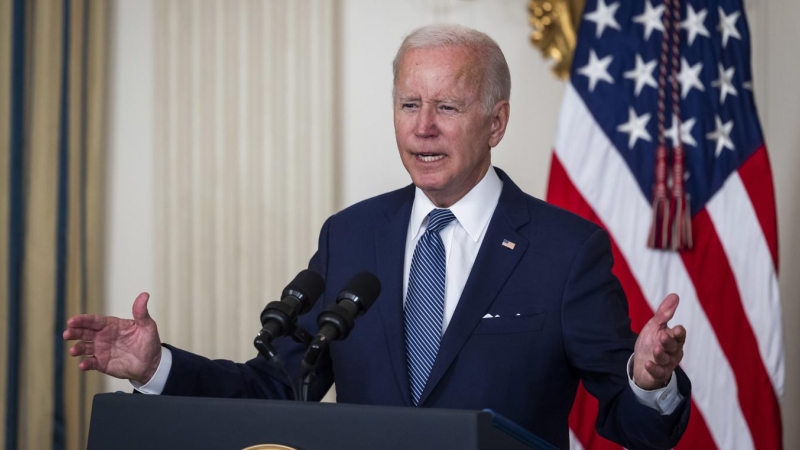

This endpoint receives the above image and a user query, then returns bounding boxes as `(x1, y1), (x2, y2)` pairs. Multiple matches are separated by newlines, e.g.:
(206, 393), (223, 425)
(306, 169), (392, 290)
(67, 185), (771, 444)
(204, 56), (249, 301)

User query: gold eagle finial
(528, 0), (586, 79)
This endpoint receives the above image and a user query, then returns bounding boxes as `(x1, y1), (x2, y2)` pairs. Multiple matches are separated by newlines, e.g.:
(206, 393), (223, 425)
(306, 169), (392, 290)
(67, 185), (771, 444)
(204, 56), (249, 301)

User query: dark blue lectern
(87, 393), (558, 450)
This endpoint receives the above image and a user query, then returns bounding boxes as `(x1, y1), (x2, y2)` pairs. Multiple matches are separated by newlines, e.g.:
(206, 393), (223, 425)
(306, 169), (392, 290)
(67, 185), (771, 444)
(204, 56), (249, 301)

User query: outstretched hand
(632, 293), (686, 390)
(63, 292), (162, 385)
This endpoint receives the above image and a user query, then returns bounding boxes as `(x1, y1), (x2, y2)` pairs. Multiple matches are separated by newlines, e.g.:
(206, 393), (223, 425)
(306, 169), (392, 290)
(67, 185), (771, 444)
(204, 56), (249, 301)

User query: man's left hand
(633, 293), (686, 390)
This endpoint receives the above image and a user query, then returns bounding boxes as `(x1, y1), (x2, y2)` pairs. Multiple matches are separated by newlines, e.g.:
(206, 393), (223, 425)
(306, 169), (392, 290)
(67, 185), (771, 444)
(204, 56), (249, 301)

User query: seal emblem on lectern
(242, 445), (299, 450)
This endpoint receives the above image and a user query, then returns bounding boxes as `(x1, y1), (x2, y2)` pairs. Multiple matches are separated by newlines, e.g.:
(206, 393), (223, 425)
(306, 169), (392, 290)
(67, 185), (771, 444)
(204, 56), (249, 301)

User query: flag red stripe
(681, 210), (783, 450)
(676, 403), (719, 450)
(548, 154), (718, 450)
(550, 157), (623, 450)
(546, 155), (652, 332)
(568, 384), (622, 450)
(737, 145), (779, 272)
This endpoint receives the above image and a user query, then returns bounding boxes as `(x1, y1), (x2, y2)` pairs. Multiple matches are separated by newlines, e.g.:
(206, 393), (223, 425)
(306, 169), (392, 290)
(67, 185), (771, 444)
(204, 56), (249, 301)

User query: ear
(487, 100), (510, 148)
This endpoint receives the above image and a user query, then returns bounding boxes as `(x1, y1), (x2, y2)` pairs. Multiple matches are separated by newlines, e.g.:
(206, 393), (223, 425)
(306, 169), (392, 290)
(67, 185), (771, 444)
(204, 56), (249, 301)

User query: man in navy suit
(65, 24), (690, 449)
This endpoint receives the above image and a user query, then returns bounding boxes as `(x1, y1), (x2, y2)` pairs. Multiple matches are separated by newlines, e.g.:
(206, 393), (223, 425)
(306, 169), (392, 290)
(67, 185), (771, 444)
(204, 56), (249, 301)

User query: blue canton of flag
(573, 0), (763, 216)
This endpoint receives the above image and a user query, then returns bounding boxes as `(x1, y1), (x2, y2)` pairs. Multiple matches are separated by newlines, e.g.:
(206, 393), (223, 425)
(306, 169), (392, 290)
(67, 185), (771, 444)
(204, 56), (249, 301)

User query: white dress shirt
(403, 165), (503, 333)
(135, 166), (681, 414)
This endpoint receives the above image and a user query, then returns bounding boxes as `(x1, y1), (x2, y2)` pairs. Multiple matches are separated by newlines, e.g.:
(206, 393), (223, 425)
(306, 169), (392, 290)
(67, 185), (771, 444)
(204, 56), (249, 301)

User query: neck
(423, 164), (491, 208)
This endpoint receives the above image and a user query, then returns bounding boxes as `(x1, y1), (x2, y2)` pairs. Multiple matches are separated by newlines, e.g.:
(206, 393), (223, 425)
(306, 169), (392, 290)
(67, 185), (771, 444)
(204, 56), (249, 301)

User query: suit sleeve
(561, 228), (691, 450)
(161, 217), (336, 401)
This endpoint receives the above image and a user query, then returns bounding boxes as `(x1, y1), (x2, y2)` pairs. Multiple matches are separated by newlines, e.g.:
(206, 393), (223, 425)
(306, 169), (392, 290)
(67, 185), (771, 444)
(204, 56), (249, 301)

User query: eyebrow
(435, 98), (463, 105)
(397, 96), (420, 103)
(397, 96), (465, 106)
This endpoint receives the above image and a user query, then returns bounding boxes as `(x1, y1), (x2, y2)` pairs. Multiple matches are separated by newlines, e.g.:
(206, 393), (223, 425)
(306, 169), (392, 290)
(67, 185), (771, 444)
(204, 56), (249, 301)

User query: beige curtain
(0, 0), (9, 444)
(0, 1), (108, 449)
(151, 0), (338, 364)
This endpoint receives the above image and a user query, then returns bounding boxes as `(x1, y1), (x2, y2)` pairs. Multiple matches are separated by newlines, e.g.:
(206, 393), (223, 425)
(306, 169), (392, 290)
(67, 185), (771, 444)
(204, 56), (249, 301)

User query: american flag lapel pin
(502, 239), (516, 250)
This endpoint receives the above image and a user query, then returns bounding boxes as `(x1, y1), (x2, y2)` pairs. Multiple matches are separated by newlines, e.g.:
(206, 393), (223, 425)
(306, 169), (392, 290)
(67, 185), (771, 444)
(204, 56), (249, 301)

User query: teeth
(419, 154), (444, 162)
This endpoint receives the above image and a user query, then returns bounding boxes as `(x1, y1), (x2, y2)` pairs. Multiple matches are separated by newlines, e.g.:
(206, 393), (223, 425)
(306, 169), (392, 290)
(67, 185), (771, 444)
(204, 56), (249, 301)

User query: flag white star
(743, 80), (753, 91)
(665, 115), (698, 148)
(718, 7), (742, 48)
(633, 0), (665, 40)
(577, 50), (615, 92)
(584, 0), (622, 38)
(680, 5), (710, 46)
(711, 63), (738, 104)
(706, 116), (735, 157)
(617, 107), (652, 149)
(676, 57), (705, 99)
(623, 54), (658, 96)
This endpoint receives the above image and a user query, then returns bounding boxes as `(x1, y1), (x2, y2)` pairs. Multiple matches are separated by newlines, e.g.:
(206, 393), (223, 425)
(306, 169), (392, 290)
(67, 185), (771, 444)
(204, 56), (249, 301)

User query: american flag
(546, 0), (784, 448)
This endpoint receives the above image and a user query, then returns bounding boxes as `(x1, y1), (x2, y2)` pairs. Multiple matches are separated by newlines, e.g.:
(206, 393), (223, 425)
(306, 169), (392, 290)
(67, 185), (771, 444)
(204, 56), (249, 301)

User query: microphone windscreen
(283, 270), (326, 309)
(341, 271), (382, 311)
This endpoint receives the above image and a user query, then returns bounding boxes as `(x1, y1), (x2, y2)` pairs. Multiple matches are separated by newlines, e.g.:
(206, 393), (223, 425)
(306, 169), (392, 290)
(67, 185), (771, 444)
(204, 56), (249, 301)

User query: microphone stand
(297, 335), (329, 402)
(254, 325), (313, 401)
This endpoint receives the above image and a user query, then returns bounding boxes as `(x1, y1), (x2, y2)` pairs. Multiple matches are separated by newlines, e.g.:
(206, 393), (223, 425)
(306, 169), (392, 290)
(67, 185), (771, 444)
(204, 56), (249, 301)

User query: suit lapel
(418, 170), (531, 405)
(375, 186), (415, 406)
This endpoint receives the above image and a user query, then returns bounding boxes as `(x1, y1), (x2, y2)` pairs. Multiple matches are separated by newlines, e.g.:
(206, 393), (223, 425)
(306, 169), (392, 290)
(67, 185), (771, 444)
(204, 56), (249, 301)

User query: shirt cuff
(627, 354), (683, 415)
(131, 346), (172, 395)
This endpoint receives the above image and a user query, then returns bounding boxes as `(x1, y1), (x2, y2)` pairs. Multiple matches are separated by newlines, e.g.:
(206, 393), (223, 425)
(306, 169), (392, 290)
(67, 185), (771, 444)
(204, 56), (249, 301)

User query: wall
(104, 0), (155, 393)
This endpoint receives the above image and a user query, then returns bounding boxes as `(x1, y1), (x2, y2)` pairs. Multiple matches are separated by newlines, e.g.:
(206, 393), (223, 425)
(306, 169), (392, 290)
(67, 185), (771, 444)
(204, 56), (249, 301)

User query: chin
(409, 172), (446, 190)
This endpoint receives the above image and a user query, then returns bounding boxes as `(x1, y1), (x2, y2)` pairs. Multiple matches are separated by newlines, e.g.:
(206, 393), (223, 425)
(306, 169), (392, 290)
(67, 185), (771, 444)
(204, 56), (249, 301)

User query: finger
(63, 327), (96, 342)
(671, 324), (687, 344)
(69, 341), (94, 357)
(659, 329), (680, 353)
(653, 293), (680, 326)
(66, 314), (107, 331)
(645, 360), (671, 381)
(653, 343), (670, 365)
(78, 356), (98, 372)
(132, 292), (152, 325)
(658, 326), (687, 355)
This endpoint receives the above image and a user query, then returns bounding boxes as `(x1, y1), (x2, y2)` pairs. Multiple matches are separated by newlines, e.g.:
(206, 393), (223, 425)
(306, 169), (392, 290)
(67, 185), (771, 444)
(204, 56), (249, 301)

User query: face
(393, 46), (509, 207)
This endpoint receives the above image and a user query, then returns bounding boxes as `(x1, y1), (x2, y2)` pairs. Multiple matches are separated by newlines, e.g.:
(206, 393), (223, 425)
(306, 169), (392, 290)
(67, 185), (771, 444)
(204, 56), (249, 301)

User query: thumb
(653, 293), (679, 326)
(132, 292), (153, 325)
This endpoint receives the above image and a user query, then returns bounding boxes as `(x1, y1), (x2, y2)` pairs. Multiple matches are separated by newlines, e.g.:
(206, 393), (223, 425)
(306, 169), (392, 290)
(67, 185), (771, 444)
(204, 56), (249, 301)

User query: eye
(438, 104), (457, 112)
(401, 102), (419, 110)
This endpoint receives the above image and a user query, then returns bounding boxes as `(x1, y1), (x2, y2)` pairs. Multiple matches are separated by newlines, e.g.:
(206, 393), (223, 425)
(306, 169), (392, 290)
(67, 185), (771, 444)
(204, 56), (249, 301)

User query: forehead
(396, 46), (483, 96)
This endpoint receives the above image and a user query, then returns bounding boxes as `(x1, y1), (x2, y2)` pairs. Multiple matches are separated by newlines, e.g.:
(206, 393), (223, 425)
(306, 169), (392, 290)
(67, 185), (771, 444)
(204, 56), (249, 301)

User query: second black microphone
(302, 272), (382, 369)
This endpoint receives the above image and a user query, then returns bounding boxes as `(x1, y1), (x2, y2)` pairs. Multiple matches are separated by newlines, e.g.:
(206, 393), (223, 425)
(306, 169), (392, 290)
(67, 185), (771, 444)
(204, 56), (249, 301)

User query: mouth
(414, 153), (446, 162)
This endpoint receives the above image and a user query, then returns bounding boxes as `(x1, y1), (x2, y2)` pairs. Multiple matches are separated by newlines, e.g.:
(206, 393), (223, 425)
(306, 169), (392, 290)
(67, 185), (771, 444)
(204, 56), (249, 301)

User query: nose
(414, 105), (438, 138)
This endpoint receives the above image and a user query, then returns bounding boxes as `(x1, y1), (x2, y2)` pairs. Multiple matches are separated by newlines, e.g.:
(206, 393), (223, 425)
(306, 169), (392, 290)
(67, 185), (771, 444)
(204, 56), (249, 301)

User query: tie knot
(426, 209), (455, 234)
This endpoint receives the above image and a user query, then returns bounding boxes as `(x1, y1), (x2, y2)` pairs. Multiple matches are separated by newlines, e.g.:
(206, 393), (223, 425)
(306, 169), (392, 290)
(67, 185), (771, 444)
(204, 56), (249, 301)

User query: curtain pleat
(63, 1), (107, 448)
(63, 5), (86, 448)
(152, 0), (337, 365)
(21, 3), (63, 449)
(1, 0), (107, 449)
(0, 0), (13, 445)
(77, 2), (107, 445)
(4, 0), (28, 447)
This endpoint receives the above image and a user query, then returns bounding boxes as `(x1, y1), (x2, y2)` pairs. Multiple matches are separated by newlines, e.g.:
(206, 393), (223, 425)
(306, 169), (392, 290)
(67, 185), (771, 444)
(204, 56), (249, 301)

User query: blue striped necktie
(404, 208), (456, 406)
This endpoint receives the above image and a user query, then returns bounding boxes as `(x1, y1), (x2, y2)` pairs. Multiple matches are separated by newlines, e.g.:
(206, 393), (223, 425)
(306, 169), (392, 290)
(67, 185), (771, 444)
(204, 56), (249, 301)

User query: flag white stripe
(705, 171), (785, 396)
(555, 84), (754, 450)
(569, 428), (587, 450)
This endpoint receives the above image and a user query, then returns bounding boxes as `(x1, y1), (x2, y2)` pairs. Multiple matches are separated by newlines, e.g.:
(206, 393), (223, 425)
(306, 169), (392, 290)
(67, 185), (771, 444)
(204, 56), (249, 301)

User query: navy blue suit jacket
(163, 168), (690, 449)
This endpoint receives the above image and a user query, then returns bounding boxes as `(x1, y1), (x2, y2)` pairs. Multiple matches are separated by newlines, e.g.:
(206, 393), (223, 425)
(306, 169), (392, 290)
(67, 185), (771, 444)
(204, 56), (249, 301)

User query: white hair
(392, 24), (511, 113)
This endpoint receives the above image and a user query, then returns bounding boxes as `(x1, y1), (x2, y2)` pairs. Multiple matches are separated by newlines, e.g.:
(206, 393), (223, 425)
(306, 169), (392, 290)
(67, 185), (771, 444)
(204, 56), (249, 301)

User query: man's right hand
(63, 292), (162, 385)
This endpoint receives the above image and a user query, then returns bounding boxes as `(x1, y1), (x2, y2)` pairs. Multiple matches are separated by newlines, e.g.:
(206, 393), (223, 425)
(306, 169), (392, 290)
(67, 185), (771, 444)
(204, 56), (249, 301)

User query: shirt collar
(409, 166), (503, 242)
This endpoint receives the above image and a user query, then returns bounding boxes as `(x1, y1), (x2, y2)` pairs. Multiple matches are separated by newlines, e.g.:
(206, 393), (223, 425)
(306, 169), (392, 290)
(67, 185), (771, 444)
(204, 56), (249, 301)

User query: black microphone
(302, 272), (382, 369)
(256, 269), (325, 344)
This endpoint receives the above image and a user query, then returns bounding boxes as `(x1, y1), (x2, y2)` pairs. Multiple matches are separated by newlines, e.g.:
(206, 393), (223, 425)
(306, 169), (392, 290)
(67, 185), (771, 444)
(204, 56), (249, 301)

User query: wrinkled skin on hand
(63, 292), (162, 385)
(633, 293), (687, 390)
